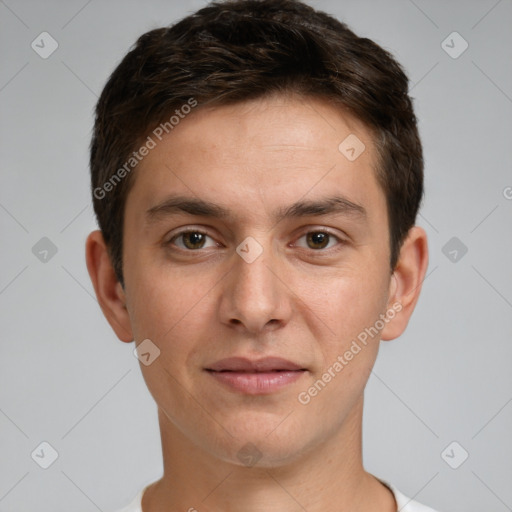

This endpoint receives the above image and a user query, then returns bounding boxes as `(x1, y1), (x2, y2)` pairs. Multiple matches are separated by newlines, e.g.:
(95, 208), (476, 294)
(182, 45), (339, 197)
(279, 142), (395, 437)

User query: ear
(381, 226), (429, 341)
(85, 230), (133, 342)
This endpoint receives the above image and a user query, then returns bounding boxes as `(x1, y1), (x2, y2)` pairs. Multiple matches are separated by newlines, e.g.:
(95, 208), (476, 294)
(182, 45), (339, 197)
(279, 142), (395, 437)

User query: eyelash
(166, 228), (346, 253)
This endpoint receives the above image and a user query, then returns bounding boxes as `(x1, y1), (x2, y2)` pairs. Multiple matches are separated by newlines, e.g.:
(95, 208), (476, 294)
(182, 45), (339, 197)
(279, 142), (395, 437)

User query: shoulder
(379, 478), (442, 512)
(112, 487), (144, 512)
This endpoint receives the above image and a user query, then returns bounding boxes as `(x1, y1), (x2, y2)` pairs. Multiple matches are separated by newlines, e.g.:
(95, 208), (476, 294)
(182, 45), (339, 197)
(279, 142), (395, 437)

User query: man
(86, 0), (437, 510)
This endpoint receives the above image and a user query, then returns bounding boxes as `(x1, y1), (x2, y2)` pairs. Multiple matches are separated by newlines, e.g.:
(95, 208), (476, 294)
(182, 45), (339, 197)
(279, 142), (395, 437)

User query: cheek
(127, 269), (214, 412)
(126, 261), (218, 353)
(297, 273), (387, 411)
(304, 265), (389, 343)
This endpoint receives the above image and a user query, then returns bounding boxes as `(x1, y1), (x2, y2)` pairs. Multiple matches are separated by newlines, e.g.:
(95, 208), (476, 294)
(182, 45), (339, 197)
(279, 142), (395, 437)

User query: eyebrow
(145, 194), (367, 225)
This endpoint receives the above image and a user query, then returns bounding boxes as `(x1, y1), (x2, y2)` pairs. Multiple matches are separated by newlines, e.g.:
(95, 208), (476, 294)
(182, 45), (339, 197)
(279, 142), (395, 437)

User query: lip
(205, 357), (307, 395)
(206, 356), (306, 372)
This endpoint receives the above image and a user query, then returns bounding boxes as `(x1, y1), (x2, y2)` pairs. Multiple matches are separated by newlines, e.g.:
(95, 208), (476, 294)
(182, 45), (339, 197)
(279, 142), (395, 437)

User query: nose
(218, 237), (293, 334)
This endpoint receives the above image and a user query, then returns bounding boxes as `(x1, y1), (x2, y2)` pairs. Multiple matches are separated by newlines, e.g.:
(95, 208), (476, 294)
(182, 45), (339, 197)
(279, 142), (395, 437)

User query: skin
(86, 93), (428, 512)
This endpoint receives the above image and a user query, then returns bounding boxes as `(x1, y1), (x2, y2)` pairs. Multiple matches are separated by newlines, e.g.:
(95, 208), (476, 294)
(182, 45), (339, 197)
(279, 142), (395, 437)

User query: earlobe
(85, 230), (134, 342)
(381, 226), (429, 341)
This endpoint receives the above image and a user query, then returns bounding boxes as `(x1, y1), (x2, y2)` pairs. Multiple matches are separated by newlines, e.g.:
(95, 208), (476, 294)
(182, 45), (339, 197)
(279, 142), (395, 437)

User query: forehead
(160, 94), (374, 165)
(126, 94), (385, 222)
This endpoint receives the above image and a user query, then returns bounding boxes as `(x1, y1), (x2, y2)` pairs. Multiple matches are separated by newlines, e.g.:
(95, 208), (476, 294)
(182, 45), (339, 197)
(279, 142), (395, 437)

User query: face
(120, 94), (397, 466)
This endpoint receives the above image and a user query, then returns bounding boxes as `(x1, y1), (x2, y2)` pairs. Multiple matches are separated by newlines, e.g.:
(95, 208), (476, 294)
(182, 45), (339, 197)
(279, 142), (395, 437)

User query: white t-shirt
(114, 479), (440, 511)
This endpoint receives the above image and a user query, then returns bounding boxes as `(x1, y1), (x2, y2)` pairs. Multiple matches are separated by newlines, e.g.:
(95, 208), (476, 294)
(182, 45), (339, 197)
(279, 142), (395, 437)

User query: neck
(142, 395), (396, 512)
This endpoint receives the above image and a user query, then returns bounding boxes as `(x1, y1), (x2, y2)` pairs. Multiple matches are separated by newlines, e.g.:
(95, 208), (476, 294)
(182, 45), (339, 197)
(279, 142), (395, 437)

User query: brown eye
(169, 230), (216, 250)
(306, 232), (330, 250)
(182, 232), (206, 249)
(294, 230), (344, 252)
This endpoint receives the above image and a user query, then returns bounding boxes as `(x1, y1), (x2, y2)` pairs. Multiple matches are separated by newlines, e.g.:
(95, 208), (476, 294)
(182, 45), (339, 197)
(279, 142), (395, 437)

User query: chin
(211, 428), (313, 469)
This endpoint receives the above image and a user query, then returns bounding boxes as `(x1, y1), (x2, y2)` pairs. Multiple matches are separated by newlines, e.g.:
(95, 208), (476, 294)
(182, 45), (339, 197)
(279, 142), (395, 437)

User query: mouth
(205, 357), (307, 395)
(205, 356), (307, 373)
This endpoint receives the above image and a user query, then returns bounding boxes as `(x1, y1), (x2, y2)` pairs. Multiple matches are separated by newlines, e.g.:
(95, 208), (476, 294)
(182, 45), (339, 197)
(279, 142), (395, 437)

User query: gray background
(1, 0), (511, 511)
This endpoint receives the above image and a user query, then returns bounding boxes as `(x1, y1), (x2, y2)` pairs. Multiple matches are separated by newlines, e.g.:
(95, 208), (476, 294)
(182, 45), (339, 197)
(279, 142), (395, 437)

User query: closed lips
(205, 357), (307, 373)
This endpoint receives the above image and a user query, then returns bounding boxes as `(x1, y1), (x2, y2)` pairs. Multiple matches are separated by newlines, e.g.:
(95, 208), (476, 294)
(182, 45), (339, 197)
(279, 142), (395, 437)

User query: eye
(294, 230), (343, 250)
(168, 230), (218, 250)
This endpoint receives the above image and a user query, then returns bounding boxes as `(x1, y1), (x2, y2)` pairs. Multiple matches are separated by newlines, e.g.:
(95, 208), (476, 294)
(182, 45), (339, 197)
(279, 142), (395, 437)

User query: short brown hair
(90, 0), (423, 288)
